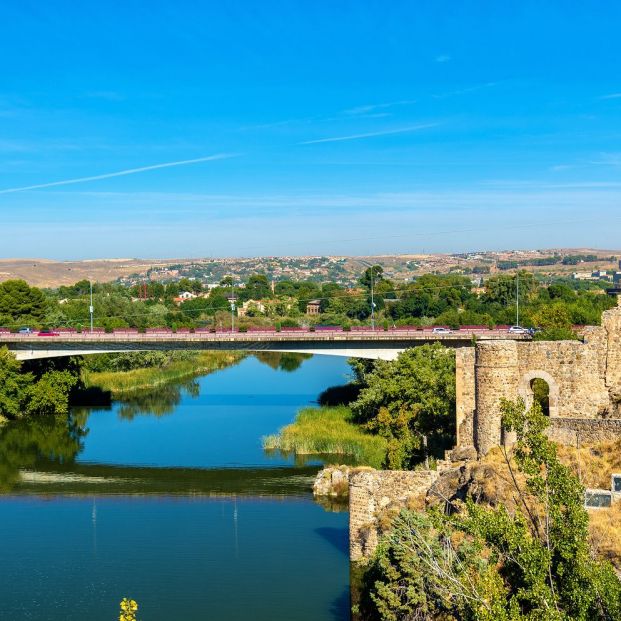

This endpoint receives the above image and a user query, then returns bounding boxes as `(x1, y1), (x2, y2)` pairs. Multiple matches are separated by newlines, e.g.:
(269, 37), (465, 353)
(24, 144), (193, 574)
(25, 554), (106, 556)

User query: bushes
(0, 348), (79, 419)
(361, 399), (621, 620)
(351, 344), (456, 469)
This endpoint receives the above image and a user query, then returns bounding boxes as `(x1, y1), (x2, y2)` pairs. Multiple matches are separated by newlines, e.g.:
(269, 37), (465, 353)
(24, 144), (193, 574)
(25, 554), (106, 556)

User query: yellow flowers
(119, 598), (138, 621)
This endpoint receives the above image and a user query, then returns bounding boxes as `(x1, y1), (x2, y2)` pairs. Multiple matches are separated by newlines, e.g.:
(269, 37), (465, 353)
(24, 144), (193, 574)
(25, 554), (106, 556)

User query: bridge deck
(0, 329), (530, 361)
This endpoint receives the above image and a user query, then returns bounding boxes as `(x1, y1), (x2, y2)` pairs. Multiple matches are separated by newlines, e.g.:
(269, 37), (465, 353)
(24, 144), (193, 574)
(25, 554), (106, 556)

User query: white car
(432, 327), (452, 335)
(508, 325), (528, 334)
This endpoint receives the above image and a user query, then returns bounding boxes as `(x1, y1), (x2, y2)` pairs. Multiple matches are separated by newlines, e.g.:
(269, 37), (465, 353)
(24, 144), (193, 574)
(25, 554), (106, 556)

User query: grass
(83, 351), (245, 396)
(263, 405), (387, 469)
(478, 442), (621, 570)
(556, 438), (621, 489)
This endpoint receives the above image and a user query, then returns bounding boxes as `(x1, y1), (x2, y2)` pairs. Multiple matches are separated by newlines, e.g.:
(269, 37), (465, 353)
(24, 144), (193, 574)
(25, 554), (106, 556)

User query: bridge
(0, 327), (529, 361)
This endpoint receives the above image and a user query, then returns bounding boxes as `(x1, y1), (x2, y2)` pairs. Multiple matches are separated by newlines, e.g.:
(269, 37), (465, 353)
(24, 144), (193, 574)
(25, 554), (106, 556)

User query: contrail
(0, 153), (239, 194)
(299, 123), (438, 145)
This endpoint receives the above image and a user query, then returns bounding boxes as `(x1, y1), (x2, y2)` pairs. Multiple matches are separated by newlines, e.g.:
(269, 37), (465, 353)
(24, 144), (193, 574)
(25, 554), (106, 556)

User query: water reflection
(253, 352), (313, 372)
(0, 354), (352, 621)
(0, 416), (86, 491)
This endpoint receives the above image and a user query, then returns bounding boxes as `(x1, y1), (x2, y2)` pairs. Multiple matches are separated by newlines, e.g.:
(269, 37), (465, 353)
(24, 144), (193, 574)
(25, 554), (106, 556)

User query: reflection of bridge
(1, 328), (530, 361)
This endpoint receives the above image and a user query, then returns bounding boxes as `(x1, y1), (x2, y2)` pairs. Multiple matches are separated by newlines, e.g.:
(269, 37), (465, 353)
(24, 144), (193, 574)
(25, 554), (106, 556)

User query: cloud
(599, 93), (621, 100)
(0, 153), (239, 195)
(344, 100), (417, 115)
(435, 54), (451, 63)
(299, 123), (438, 145)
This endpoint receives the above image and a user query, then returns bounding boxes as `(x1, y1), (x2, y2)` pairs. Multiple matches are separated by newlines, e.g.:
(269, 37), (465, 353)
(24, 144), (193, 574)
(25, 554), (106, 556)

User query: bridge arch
(518, 369), (559, 417)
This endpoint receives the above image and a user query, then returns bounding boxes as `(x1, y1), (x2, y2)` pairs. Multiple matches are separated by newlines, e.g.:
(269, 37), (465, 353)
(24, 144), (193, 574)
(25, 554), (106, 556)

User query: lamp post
(230, 281), (236, 332)
(89, 280), (94, 334)
(516, 271), (520, 327)
(370, 268), (376, 331)
(358, 259), (377, 331)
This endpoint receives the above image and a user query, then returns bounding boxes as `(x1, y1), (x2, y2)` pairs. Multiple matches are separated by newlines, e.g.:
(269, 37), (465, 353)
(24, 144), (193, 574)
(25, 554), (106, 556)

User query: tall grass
(83, 351), (245, 396)
(263, 405), (387, 468)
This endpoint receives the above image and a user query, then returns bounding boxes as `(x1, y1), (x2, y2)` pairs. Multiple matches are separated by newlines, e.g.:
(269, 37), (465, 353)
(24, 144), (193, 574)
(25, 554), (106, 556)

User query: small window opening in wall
(531, 378), (550, 416)
(585, 489), (612, 509)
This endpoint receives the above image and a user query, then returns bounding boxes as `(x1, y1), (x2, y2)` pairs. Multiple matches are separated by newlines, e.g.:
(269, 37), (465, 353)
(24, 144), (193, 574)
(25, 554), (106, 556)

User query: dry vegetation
(473, 441), (621, 571)
(556, 438), (621, 489)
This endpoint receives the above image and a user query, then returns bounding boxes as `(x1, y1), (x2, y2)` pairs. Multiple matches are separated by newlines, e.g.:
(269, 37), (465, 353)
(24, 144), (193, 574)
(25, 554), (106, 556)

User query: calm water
(0, 354), (352, 621)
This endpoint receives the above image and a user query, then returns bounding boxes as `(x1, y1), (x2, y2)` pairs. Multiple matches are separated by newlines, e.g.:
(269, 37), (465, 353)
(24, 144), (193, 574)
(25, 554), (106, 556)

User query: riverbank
(263, 405), (387, 469)
(83, 351), (245, 396)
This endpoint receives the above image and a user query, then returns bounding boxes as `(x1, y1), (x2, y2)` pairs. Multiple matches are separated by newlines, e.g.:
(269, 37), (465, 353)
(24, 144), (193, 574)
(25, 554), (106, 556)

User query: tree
(364, 399), (621, 620)
(360, 265), (384, 289)
(0, 349), (80, 419)
(0, 348), (31, 419)
(0, 279), (47, 325)
(350, 344), (456, 468)
(483, 271), (536, 307)
(531, 303), (578, 341)
(243, 274), (272, 300)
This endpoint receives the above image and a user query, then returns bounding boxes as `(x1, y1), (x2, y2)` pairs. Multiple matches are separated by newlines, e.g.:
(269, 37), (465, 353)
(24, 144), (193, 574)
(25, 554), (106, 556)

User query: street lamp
(89, 280), (94, 333)
(357, 259), (378, 331)
(229, 279), (236, 332)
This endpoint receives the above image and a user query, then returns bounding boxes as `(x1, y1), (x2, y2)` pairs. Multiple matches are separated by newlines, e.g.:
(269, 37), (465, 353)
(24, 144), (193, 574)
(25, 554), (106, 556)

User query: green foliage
(531, 303), (579, 341)
(364, 399), (621, 621)
(388, 274), (473, 320)
(0, 348), (31, 419)
(83, 351), (194, 372)
(0, 279), (47, 325)
(0, 415), (85, 491)
(0, 347), (80, 419)
(351, 345), (456, 468)
(483, 271), (536, 307)
(23, 370), (78, 417)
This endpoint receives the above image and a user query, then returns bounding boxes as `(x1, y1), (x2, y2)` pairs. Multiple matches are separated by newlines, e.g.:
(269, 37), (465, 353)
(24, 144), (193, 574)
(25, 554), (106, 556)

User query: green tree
(0, 348), (31, 419)
(23, 370), (79, 417)
(531, 303), (578, 341)
(364, 399), (621, 620)
(351, 344), (456, 468)
(0, 279), (47, 325)
(360, 265), (385, 289)
(483, 271), (536, 307)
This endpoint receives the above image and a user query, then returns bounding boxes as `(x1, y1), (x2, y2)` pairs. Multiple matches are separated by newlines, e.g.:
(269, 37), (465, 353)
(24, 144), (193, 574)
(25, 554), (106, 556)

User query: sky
(1, 1), (621, 259)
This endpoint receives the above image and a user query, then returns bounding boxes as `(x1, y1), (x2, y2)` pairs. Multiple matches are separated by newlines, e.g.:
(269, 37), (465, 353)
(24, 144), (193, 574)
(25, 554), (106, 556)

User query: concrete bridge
(0, 328), (528, 361)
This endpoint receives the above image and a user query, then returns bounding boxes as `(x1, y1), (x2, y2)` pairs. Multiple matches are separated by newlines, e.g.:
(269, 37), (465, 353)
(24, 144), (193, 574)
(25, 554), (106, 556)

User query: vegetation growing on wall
(359, 399), (621, 621)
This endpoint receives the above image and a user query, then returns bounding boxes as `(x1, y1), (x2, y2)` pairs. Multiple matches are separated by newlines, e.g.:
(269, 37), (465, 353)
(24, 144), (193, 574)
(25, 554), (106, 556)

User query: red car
(37, 329), (60, 337)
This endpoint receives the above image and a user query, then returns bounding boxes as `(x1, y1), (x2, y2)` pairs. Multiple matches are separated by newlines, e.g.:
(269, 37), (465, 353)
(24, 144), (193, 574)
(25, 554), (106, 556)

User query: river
(0, 354), (353, 621)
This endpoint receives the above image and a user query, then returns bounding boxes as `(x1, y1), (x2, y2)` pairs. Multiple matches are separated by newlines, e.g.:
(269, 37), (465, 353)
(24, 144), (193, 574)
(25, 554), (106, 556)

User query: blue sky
(1, 1), (621, 259)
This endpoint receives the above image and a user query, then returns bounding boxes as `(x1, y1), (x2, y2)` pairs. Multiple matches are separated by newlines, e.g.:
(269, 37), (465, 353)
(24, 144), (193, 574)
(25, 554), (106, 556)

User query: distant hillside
(0, 248), (618, 288)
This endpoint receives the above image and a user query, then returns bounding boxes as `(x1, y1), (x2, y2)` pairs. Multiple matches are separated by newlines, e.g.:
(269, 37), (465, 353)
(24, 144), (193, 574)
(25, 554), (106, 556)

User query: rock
(449, 445), (478, 462)
(313, 466), (352, 498)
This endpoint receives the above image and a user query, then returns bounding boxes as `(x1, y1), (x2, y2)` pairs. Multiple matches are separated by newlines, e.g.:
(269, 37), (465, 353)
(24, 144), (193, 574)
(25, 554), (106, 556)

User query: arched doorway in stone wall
(518, 370), (559, 417)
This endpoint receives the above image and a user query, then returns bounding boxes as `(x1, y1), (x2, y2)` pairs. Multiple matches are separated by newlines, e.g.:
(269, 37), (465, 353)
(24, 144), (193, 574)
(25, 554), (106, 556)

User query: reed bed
(84, 351), (245, 396)
(263, 405), (387, 468)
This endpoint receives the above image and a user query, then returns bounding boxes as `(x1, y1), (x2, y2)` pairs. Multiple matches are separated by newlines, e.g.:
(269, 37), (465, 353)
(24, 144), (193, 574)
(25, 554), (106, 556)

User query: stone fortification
(349, 469), (438, 561)
(456, 298), (621, 454)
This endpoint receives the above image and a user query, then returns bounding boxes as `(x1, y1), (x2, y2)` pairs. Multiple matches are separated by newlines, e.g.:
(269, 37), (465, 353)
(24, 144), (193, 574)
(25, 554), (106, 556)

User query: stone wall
(547, 418), (621, 445)
(454, 299), (621, 454)
(349, 469), (438, 561)
(604, 297), (621, 393)
(455, 348), (475, 448)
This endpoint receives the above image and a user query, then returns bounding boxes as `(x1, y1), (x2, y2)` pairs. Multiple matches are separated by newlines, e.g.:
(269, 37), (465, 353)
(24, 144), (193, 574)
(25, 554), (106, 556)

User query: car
(431, 327), (452, 335)
(508, 325), (528, 334)
(37, 329), (60, 337)
(18, 327), (34, 335)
